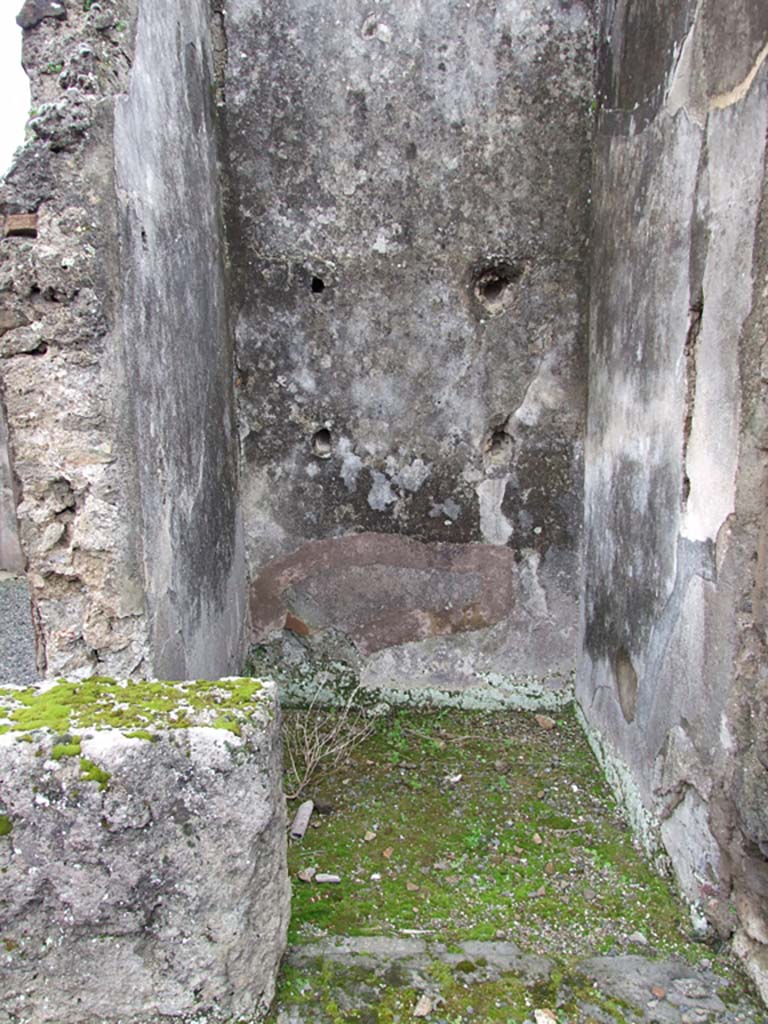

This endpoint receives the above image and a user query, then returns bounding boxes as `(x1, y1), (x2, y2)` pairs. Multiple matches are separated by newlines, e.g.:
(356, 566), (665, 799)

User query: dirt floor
(268, 706), (766, 1024)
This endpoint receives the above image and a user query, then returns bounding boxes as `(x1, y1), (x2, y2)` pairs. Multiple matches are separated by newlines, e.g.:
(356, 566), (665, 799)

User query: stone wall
(223, 0), (594, 697)
(3, 1), (768, 1002)
(0, 0), (247, 680)
(2, 0), (593, 697)
(1, 0), (147, 679)
(579, 0), (768, 998)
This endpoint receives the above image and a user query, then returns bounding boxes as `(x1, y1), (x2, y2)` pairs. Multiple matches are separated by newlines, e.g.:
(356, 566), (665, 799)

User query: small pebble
(413, 994), (432, 1017)
(534, 1010), (558, 1024)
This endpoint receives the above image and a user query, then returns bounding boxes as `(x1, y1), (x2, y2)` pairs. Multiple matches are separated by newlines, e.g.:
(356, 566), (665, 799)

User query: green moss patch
(270, 707), (760, 1022)
(51, 741), (82, 760)
(79, 757), (111, 790)
(0, 815), (12, 837)
(284, 707), (699, 956)
(0, 677), (264, 738)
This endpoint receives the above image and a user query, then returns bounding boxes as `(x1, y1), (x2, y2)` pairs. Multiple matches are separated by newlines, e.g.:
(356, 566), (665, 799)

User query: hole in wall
(472, 261), (524, 314)
(480, 275), (507, 304)
(360, 14), (391, 41)
(311, 428), (332, 459)
(361, 15), (378, 37)
(3, 213), (38, 239)
(488, 429), (507, 455)
(682, 474), (691, 504)
(614, 646), (638, 723)
(311, 276), (325, 294)
(483, 417), (513, 463)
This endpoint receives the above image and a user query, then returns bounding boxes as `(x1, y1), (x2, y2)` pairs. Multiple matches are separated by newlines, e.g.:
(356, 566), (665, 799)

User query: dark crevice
(681, 297), (703, 509)
(483, 416), (514, 462)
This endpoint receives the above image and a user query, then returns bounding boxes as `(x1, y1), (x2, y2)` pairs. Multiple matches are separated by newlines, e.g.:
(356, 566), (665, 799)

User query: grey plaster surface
(113, 0), (247, 680)
(224, 0), (593, 689)
(579, 0), (768, 1000)
(0, 575), (37, 686)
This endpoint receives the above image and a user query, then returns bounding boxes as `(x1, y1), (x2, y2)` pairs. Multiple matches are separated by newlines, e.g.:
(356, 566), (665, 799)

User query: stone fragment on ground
(535, 715), (557, 731)
(413, 993), (433, 1017)
(290, 799), (315, 839)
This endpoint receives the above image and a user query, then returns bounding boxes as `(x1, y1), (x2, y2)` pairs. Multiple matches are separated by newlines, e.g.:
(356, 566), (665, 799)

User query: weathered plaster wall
(113, 0), (247, 679)
(0, 0), (247, 680)
(224, 0), (594, 696)
(580, 0), (768, 997)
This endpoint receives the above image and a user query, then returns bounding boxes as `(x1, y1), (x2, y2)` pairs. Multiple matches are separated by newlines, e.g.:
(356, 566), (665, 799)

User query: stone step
(273, 937), (764, 1024)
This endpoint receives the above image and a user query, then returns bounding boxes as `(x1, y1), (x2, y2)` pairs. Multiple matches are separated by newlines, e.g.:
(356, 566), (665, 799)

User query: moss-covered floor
(269, 707), (764, 1024)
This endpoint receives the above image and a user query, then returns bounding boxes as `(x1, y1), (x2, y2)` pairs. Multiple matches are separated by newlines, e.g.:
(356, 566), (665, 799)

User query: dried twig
(282, 684), (375, 801)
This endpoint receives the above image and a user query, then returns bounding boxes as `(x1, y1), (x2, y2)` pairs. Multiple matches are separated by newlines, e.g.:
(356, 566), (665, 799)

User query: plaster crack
(709, 39), (768, 112)
(681, 297), (703, 510)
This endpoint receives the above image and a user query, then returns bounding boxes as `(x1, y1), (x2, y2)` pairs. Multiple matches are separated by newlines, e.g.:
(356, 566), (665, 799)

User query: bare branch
(283, 685), (376, 801)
